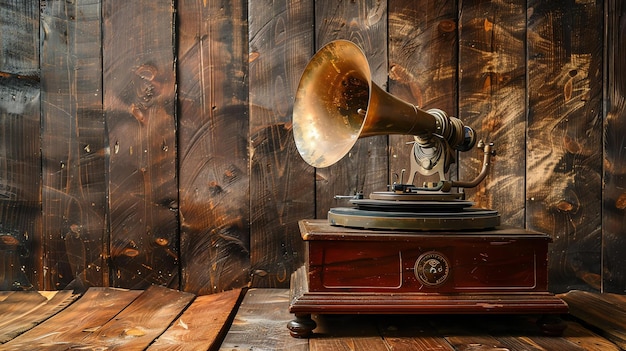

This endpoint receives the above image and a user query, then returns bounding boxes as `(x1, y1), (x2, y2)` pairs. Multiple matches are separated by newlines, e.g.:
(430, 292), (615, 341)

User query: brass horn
(292, 40), (476, 169)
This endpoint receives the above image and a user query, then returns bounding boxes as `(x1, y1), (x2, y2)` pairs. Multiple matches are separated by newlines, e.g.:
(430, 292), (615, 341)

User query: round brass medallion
(414, 251), (450, 286)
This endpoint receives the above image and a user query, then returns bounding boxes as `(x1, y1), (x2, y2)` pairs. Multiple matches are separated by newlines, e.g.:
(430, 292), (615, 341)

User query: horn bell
(292, 40), (474, 168)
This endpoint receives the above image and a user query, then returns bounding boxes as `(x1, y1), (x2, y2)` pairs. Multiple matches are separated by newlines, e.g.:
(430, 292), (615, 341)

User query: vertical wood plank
(603, 0), (626, 293)
(388, 0), (457, 186)
(527, 0), (603, 292)
(177, 0), (250, 294)
(458, 0), (527, 225)
(314, 0), (389, 217)
(40, 0), (106, 290)
(0, 1), (39, 76)
(248, 0), (314, 288)
(103, 0), (179, 289)
(0, 0), (41, 290)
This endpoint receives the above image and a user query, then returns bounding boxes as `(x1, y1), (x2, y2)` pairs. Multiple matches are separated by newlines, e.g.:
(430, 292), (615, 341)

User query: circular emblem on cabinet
(414, 251), (450, 286)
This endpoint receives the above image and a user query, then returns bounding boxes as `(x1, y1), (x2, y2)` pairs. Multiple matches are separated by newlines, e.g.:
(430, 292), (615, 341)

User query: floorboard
(0, 288), (623, 351)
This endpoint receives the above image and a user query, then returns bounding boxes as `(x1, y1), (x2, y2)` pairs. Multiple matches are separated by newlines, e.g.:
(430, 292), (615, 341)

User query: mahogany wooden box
(288, 219), (568, 337)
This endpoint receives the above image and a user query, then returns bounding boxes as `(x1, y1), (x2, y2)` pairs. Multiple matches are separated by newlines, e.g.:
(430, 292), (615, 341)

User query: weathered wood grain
(388, 0), (458, 187)
(560, 290), (626, 349)
(562, 320), (621, 351)
(603, 0), (626, 294)
(458, 0), (527, 225)
(177, 0), (250, 294)
(310, 314), (389, 351)
(0, 291), (14, 302)
(248, 0), (314, 288)
(0, 0), (624, 304)
(40, 0), (106, 291)
(220, 288), (308, 351)
(0, 288), (624, 350)
(1, 287), (142, 349)
(0, 290), (79, 343)
(527, 0), (603, 292)
(430, 314), (586, 351)
(103, 0), (179, 289)
(0, 0), (42, 290)
(314, 0), (389, 217)
(377, 315), (456, 351)
(148, 288), (242, 350)
(0, 1), (39, 77)
(72, 285), (193, 350)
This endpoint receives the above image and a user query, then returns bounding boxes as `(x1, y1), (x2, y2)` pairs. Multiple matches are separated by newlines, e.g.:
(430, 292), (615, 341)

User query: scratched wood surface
(248, 0), (314, 287)
(148, 288), (242, 350)
(458, 0), (527, 226)
(220, 289), (308, 351)
(603, 0), (626, 294)
(0, 0), (42, 290)
(0, 287), (241, 351)
(0, 0), (624, 295)
(388, 0), (458, 187)
(0, 288), (624, 350)
(560, 290), (626, 349)
(40, 0), (107, 291)
(218, 288), (622, 351)
(103, 0), (179, 289)
(0, 288), (142, 348)
(176, 0), (250, 294)
(0, 290), (78, 343)
(526, 0), (603, 292)
(313, 0), (389, 217)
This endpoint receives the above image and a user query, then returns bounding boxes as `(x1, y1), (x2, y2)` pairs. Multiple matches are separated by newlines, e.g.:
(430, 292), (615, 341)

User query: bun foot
(287, 313), (316, 338)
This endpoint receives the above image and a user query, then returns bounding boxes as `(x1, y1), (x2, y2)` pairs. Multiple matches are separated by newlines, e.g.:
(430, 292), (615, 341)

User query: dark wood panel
(0, 0), (41, 291)
(0, 77), (41, 291)
(177, 0), (250, 294)
(0, 1), (39, 76)
(603, 0), (626, 293)
(527, 0), (603, 292)
(103, 1), (178, 289)
(314, 0), (389, 217)
(458, 0), (527, 225)
(388, 0), (458, 186)
(248, 0), (314, 288)
(40, 0), (106, 291)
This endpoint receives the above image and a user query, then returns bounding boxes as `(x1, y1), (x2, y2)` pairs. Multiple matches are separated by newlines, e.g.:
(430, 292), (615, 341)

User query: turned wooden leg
(537, 314), (567, 336)
(287, 313), (317, 338)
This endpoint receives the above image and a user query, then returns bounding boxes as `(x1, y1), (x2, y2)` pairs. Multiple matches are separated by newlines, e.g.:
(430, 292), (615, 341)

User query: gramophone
(287, 40), (567, 338)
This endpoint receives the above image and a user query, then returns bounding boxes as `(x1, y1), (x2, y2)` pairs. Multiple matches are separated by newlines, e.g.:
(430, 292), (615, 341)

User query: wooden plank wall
(0, 0), (624, 295)
(604, 0), (626, 293)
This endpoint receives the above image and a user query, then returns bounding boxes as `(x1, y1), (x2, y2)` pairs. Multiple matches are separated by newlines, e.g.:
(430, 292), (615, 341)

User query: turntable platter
(328, 207), (500, 231)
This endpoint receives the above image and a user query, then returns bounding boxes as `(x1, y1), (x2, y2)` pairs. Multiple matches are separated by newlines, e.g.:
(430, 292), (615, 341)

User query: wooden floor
(0, 287), (624, 351)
